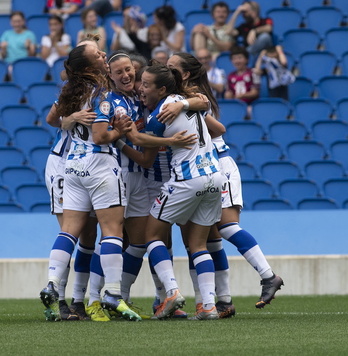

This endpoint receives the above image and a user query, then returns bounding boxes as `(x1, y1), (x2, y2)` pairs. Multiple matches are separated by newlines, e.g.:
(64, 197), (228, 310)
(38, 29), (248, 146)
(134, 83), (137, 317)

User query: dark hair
(80, 7), (97, 28)
(172, 52), (219, 119)
(130, 53), (148, 69)
(108, 50), (131, 65)
(48, 15), (64, 40)
(211, 1), (229, 14)
(230, 46), (249, 60)
(10, 11), (27, 29)
(154, 5), (176, 31)
(145, 62), (194, 99)
(56, 44), (108, 117)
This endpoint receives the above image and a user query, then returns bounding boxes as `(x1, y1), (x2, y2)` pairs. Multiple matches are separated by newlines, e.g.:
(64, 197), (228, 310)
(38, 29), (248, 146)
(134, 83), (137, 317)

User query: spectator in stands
(151, 5), (185, 55)
(191, 1), (234, 60)
(45, 0), (83, 20)
(84, 0), (122, 18)
(224, 46), (260, 112)
(77, 8), (106, 52)
(0, 11), (37, 66)
(196, 47), (226, 98)
(225, 1), (273, 64)
(40, 15), (72, 68)
(151, 46), (169, 65)
(253, 45), (295, 100)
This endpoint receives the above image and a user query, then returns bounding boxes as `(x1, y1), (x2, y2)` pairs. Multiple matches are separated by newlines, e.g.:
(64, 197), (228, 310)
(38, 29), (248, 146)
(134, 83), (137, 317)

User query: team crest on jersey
(100, 101), (111, 115)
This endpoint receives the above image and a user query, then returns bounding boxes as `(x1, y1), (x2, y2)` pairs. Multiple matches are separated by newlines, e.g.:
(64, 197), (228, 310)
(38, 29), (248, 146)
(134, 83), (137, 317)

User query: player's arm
(116, 143), (159, 169)
(61, 108), (98, 131)
(205, 114), (226, 138)
(46, 103), (61, 127)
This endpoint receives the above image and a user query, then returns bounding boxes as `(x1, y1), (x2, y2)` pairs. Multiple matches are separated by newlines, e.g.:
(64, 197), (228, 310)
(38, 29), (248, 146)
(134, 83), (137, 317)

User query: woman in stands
(167, 52), (284, 311)
(40, 40), (143, 322)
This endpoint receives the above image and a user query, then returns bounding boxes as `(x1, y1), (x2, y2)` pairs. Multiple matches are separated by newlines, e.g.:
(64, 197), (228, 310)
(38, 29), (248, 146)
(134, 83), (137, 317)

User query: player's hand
(113, 114), (132, 135)
(157, 102), (183, 124)
(70, 108), (97, 126)
(171, 130), (197, 149)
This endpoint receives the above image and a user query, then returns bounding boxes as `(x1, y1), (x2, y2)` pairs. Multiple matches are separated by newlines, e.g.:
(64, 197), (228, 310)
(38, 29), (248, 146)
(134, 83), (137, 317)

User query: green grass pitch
(0, 296), (347, 356)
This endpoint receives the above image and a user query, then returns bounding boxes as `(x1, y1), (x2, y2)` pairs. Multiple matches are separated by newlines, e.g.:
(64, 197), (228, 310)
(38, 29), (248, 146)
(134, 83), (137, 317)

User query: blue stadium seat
(0, 146), (26, 172)
(317, 75), (348, 105)
(243, 141), (283, 173)
(0, 83), (23, 111)
(168, 0), (209, 22)
(336, 98), (348, 120)
(127, 0), (166, 16)
(286, 140), (327, 173)
(26, 82), (58, 115)
(304, 160), (346, 190)
(29, 145), (50, 181)
(330, 140), (348, 172)
(330, 0), (348, 17)
(11, 0), (46, 19)
(297, 197), (339, 210)
(242, 179), (275, 207)
(1, 166), (40, 194)
(15, 183), (50, 212)
(278, 178), (320, 206)
(184, 10), (212, 36)
(64, 13), (83, 48)
(11, 58), (50, 92)
(0, 105), (38, 139)
(298, 50), (337, 84)
(224, 122), (265, 152)
(288, 0), (326, 17)
(282, 29), (321, 62)
(305, 6), (343, 39)
(267, 7), (303, 41)
(0, 15), (11, 35)
(50, 56), (67, 85)
(293, 97), (334, 129)
(30, 202), (51, 212)
(0, 59), (8, 81)
(260, 160), (302, 191)
(102, 11), (124, 50)
(218, 99), (247, 127)
(288, 77), (315, 104)
(215, 51), (235, 76)
(323, 178), (348, 208)
(0, 202), (24, 213)
(268, 121), (309, 150)
(26, 15), (51, 44)
(236, 161), (258, 179)
(251, 98), (292, 129)
(324, 28), (348, 61)
(341, 52), (348, 76)
(311, 120), (348, 150)
(0, 185), (12, 203)
(284, 51), (296, 72)
(0, 129), (11, 146)
(39, 104), (59, 138)
(228, 143), (241, 161)
(14, 127), (53, 156)
(252, 198), (294, 210)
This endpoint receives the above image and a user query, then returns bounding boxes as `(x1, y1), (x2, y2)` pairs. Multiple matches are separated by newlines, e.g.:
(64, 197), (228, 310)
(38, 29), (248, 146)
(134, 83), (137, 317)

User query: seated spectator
(224, 46), (260, 111)
(45, 0), (83, 20)
(196, 48), (225, 98)
(253, 45), (295, 100)
(0, 11), (37, 65)
(84, 0), (122, 17)
(191, 1), (234, 60)
(225, 1), (273, 64)
(77, 8), (106, 51)
(151, 46), (170, 65)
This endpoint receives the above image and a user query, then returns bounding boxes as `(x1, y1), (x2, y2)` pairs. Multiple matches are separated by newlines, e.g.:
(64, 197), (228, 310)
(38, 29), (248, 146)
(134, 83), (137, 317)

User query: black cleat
(70, 300), (91, 320)
(256, 274), (284, 309)
(216, 300), (236, 318)
(59, 300), (79, 321)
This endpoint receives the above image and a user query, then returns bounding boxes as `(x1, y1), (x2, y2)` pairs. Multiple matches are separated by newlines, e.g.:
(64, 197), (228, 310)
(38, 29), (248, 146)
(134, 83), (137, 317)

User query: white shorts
(122, 171), (150, 218)
(45, 153), (65, 214)
(145, 177), (163, 212)
(63, 154), (126, 212)
(150, 172), (223, 226)
(219, 155), (243, 208)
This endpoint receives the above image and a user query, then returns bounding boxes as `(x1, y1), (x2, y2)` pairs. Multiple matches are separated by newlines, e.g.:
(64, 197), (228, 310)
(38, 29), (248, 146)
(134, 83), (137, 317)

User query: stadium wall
(0, 210), (347, 298)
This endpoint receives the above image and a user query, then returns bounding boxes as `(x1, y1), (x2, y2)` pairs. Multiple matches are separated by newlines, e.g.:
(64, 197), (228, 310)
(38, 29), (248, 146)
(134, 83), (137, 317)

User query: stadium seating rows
(0, 0), (348, 211)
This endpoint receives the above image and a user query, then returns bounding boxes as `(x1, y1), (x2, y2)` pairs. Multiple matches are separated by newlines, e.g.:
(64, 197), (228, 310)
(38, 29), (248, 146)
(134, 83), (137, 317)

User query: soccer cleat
(153, 290), (185, 320)
(189, 305), (219, 320)
(70, 300), (91, 320)
(256, 274), (284, 309)
(216, 300), (236, 318)
(40, 281), (61, 321)
(153, 297), (187, 319)
(101, 291), (142, 321)
(85, 301), (110, 322)
(126, 302), (151, 319)
(59, 300), (79, 321)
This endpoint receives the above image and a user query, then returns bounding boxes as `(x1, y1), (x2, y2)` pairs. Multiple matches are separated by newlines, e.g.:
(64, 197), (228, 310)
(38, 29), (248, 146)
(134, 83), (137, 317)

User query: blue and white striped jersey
(146, 94), (220, 181)
(67, 92), (114, 160)
(50, 128), (71, 158)
(111, 91), (144, 172)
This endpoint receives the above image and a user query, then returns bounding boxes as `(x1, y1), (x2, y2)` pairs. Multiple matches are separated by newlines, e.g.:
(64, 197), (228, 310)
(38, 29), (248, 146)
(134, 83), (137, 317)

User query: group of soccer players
(39, 33), (283, 322)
